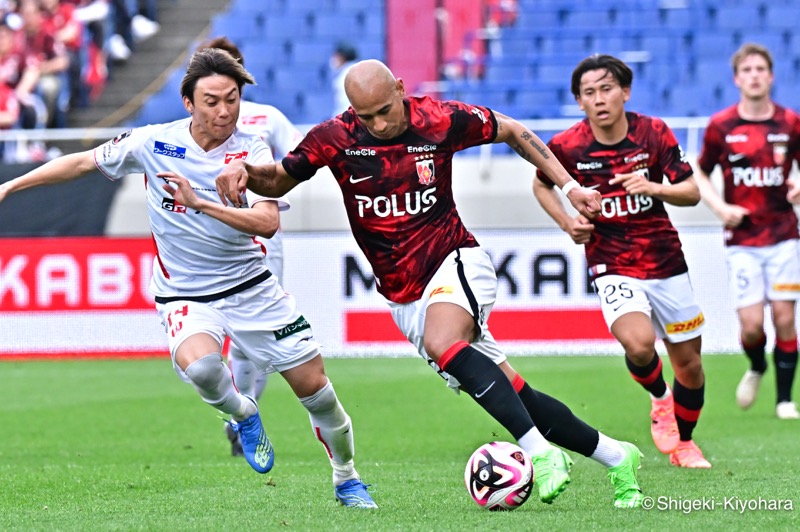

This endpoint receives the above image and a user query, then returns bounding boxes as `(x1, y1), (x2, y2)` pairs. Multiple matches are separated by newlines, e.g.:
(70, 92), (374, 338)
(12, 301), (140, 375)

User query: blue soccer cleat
(334, 479), (378, 509)
(231, 400), (274, 474)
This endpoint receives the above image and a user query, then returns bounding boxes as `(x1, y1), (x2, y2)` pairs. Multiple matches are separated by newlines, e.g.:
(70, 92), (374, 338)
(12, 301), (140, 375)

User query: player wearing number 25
(534, 54), (712, 469)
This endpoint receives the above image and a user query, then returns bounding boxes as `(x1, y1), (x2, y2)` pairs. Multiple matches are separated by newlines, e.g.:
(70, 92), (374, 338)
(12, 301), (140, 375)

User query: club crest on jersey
(416, 154), (436, 185)
(773, 143), (787, 165)
(225, 151), (248, 163)
(112, 130), (132, 144)
(153, 141), (186, 159)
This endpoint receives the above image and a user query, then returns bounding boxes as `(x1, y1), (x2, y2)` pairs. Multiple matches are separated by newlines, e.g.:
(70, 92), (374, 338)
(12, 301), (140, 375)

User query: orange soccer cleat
(650, 394), (680, 454)
(669, 440), (712, 469)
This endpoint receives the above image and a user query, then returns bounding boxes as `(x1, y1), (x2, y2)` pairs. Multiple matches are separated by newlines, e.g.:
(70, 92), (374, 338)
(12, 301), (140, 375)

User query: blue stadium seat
(736, 33), (785, 55)
(714, 6), (763, 31)
(290, 40), (336, 67)
(282, 0), (336, 13)
(485, 63), (535, 84)
(638, 36), (676, 57)
(357, 39), (385, 61)
(263, 14), (315, 41)
(667, 84), (715, 117)
(692, 32), (736, 58)
(299, 92), (333, 123)
(211, 13), (262, 43)
(536, 63), (577, 84)
(589, 36), (626, 55)
(561, 10), (612, 28)
(694, 58), (729, 86)
(764, 6), (799, 31)
(240, 42), (291, 69)
(612, 9), (660, 29)
(314, 12), (362, 38)
(338, 0), (375, 10)
(661, 7), (692, 29)
(270, 66), (325, 92)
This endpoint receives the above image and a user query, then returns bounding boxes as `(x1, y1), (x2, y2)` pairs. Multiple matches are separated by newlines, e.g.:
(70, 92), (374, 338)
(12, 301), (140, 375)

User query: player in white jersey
(0, 48), (377, 509)
(198, 37), (305, 456)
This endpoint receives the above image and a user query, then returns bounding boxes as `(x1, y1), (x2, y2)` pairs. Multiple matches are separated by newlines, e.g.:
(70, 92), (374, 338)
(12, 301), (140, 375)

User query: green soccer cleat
(608, 442), (644, 508)
(531, 447), (573, 504)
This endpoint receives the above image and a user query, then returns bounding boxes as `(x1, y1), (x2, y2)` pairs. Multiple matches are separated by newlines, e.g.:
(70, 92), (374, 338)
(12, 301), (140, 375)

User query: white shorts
(726, 239), (800, 308)
(387, 247), (507, 391)
(593, 273), (705, 343)
(156, 273), (320, 381)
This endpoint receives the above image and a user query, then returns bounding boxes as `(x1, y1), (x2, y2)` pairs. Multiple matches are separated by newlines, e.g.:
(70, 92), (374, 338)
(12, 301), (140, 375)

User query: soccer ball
(464, 441), (534, 511)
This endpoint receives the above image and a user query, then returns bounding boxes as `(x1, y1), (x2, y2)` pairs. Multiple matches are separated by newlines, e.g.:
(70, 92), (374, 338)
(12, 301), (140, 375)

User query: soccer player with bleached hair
(0, 48), (376, 509)
(216, 59), (645, 508)
(534, 54), (711, 469)
(696, 43), (800, 420)
(196, 36), (304, 457)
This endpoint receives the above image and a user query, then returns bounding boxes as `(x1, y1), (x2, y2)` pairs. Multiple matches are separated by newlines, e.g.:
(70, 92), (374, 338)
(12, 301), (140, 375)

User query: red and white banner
(0, 229), (783, 358)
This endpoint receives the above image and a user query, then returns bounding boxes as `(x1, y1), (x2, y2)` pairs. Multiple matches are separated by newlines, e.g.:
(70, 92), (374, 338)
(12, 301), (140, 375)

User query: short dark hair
(731, 43), (773, 74)
(199, 36), (244, 66)
(335, 42), (357, 62)
(180, 48), (255, 103)
(570, 54), (633, 98)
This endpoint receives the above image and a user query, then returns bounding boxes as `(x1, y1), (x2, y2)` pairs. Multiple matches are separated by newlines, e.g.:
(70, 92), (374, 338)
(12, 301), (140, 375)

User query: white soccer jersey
(237, 100), (303, 281)
(238, 100), (303, 160)
(93, 118), (274, 298)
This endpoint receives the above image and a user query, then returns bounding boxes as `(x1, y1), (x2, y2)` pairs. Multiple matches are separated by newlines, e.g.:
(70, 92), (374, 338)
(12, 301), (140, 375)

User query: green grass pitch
(0, 355), (797, 530)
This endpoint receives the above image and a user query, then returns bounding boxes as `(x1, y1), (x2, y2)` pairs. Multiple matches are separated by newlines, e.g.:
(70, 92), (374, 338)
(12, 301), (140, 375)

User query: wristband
(560, 180), (580, 196)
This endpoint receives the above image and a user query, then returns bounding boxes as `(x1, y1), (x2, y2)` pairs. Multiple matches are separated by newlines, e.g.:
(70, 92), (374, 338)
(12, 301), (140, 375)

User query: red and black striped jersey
(537, 112), (693, 280)
(282, 96), (497, 303)
(698, 103), (800, 247)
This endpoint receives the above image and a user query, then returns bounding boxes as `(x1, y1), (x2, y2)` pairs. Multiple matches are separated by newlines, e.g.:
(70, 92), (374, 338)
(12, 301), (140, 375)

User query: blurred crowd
(0, 0), (159, 162)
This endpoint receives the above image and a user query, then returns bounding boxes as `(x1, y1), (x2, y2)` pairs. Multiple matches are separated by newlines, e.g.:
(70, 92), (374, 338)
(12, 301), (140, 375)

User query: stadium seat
(536, 63), (578, 84)
(694, 58), (729, 85)
(589, 36), (626, 55)
(299, 92), (334, 123)
(314, 12), (362, 38)
(263, 14), (315, 41)
(714, 6), (763, 31)
(692, 32), (736, 58)
(561, 10), (612, 28)
(763, 6), (799, 31)
(290, 40), (337, 67)
(270, 66), (325, 92)
(736, 32), (786, 55)
(661, 7), (692, 29)
(211, 13), (262, 43)
(667, 84), (715, 117)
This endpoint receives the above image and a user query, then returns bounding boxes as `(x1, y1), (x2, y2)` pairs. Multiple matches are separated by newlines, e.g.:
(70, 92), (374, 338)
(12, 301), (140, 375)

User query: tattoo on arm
(521, 130), (549, 159)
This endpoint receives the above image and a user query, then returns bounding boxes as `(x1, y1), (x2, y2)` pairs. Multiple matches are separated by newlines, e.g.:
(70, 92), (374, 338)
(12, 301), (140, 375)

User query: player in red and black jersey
(216, 59), (645, 508)
(697, 43), (800, 420)
(535, 54), (711, 468)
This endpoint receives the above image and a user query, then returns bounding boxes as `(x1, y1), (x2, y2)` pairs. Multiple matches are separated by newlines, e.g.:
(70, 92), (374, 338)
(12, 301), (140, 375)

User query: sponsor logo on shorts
(773, 283), (800, 292)
(274, 315), (311, 340)
(153, 141), (186, 159)
(665, 312), (705, 334)
(429, 286), (454, 298)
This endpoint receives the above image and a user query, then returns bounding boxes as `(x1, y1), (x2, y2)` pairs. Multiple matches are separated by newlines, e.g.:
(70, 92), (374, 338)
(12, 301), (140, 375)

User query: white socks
(590, 432), (626, 468)
(300, 380), (358, 485)
(518, 427), (554, 456)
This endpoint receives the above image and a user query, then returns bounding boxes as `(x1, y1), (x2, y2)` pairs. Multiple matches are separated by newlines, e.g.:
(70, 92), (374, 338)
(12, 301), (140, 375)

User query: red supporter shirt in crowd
(282, 96), (497, 303)
(537, 112), (693, 280)
(698, 104), (800, 247)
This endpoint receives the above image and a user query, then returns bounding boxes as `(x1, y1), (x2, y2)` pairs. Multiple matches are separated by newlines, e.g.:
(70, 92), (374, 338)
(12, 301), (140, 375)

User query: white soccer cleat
(735, 370), (763, 409)
(776, 401), (800, 420)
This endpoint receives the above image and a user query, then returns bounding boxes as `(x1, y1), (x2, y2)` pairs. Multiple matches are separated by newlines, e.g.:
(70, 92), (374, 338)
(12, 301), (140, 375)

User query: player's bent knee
(185, 353), (226, 391)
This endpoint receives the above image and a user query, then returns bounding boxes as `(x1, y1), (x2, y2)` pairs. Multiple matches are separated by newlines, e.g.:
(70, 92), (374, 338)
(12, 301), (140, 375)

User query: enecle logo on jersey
(153, 141), (186, 159)
(161, 198), (187, 213)
(241, 115), (267, 126)
(354, 188), (437, 218)
(224, 151), (248, 163)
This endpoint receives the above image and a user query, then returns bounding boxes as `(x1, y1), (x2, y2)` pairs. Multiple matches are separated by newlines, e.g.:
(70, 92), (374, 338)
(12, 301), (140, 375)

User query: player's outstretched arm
(493, 111), (600, 219)
(0, 151), (97, 204)
(215, 160), (300, 207)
